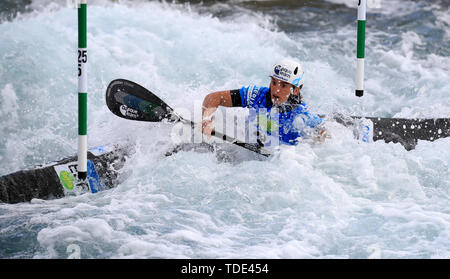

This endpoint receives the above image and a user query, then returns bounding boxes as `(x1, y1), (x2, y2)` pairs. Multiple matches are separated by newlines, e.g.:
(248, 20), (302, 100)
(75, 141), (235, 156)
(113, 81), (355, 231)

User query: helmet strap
(287, 85), (303, 105)
(287, 92), (302, 105)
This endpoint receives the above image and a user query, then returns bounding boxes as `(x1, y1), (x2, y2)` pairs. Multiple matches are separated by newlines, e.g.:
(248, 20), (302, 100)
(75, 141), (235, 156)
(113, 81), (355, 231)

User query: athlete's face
(269, 78), (299, 105)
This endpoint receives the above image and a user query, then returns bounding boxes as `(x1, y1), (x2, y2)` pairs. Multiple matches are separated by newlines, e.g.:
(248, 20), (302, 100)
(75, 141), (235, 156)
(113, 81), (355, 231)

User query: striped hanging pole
(78, 0), (87, 180)
(355, 0), (366, 97)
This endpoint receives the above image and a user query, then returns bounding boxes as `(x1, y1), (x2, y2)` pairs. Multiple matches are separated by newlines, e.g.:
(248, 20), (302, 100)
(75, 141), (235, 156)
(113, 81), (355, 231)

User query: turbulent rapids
(0, 0), (449, 259)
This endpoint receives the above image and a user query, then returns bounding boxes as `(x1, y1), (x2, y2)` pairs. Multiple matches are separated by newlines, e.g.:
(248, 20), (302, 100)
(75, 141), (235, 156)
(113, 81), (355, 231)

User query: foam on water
(0, 0), (449, 258)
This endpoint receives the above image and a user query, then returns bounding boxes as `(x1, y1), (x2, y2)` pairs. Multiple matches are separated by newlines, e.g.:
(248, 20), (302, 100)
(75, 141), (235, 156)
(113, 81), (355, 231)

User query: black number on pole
(78, 50), (87, 77)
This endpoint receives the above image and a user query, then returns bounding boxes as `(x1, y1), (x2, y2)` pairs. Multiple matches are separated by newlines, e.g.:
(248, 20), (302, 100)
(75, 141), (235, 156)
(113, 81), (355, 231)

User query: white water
(0, 0), (449, 258)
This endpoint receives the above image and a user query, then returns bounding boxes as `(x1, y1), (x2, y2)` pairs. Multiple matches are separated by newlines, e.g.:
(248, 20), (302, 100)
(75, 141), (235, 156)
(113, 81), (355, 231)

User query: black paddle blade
(369, 117), (450, 150)
(106, 79), (178, 122)
(331, 114), (450, 150)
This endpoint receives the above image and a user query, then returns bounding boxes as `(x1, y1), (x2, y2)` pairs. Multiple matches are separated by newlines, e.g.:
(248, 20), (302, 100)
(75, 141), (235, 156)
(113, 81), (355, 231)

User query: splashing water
(0, 0), (449, 259)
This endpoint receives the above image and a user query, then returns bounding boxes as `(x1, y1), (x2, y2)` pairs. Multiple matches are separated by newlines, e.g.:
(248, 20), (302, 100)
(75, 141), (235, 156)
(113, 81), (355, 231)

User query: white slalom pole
(78, 0), (88, 180)
(356, 0), (366, 97)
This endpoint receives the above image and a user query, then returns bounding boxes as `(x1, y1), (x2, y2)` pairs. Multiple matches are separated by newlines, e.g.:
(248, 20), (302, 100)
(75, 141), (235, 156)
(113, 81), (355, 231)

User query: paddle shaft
(177, 116), (272, 157)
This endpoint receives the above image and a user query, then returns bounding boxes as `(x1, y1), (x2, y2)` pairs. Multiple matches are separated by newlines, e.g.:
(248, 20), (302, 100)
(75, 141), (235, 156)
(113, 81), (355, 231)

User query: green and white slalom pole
(355, 0), (366, 97)
(78, 0), (87, 180)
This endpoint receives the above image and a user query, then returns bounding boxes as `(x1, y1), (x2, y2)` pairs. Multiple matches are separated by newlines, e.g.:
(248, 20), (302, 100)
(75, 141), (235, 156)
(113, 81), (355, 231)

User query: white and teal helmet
(270, 58), (304, 88)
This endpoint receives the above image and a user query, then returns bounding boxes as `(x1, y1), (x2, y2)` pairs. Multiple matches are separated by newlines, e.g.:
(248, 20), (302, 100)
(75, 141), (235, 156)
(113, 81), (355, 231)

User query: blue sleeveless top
(239, 85), (323, 145)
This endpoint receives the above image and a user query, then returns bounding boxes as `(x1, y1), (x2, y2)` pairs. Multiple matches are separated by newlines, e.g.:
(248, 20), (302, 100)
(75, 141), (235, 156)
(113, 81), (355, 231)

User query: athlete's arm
(298, 110), (331, 143)
(315, 125), (331, 142)
(201, 90), (241, 137)
(202, 90), (233, 116)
